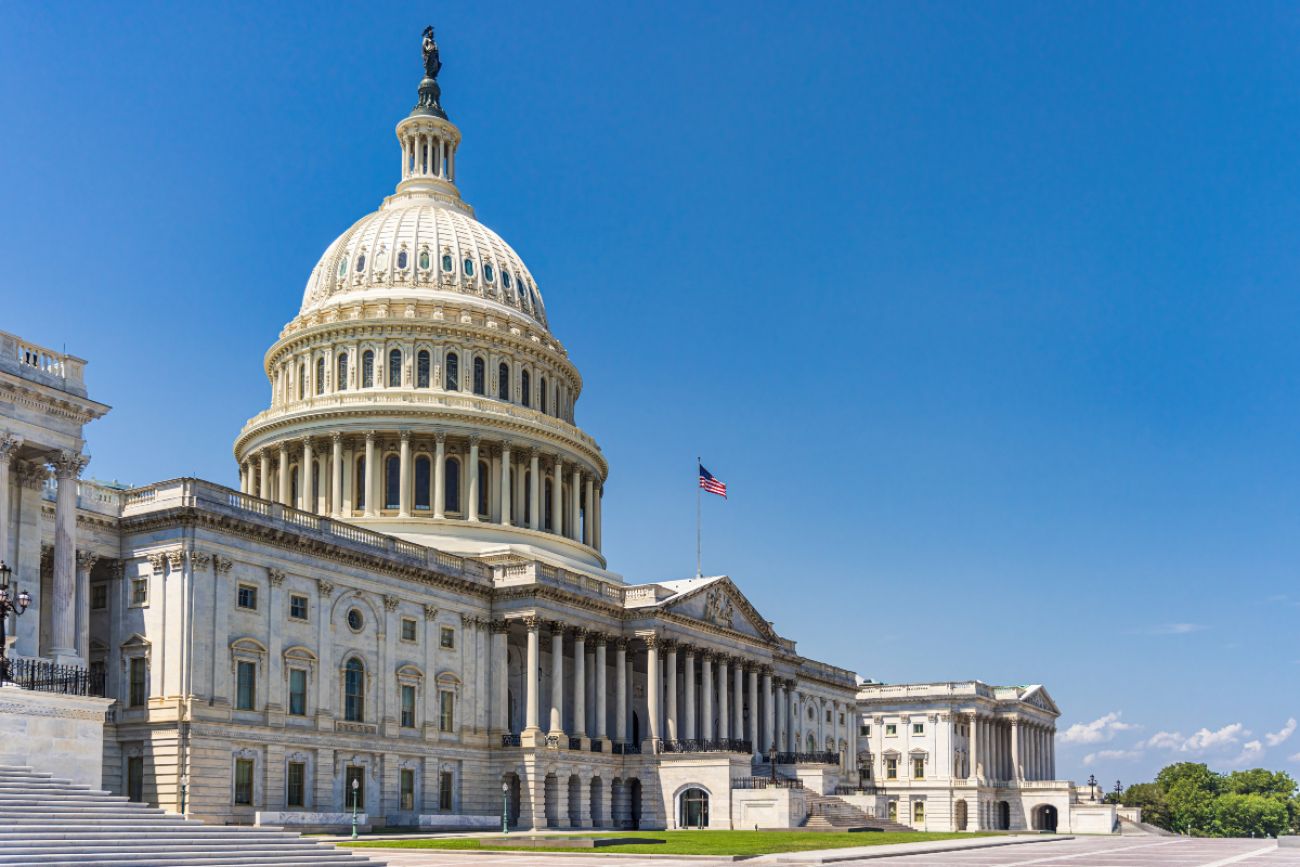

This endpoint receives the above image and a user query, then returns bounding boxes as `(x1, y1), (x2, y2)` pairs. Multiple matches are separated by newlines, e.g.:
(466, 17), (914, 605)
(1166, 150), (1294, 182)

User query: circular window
(347, 608), (364, 632)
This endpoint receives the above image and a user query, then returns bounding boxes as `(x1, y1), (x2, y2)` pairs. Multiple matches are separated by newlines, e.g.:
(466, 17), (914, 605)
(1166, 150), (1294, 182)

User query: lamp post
(350, 778), (359, 840)
(767, 744), (777, 784)
(501, 781), (509, 834)
(0, 561), (32, 682)
(1088, 774), (1098, 803)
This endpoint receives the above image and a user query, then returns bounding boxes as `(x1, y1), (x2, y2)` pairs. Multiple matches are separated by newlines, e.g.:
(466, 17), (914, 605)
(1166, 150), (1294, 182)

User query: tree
(1211, 793), (1289, 838)
(1223, 769), (1296, 799)
(1156, 763), (1221, 796)
(1166, 779), (1217, 835)
(1121, 782), (1170, 830)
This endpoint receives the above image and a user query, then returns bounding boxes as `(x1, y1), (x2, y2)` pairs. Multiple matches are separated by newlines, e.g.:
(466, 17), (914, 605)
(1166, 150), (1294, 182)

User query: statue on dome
(422, 26), (441, 80)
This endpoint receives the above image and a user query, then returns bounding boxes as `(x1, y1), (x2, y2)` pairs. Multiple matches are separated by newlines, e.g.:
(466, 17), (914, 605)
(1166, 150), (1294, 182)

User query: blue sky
(3, 2), (1299, 786)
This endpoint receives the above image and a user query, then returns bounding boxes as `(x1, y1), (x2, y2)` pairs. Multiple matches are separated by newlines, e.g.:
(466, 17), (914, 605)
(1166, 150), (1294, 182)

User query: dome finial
(413, 25), (447, 119)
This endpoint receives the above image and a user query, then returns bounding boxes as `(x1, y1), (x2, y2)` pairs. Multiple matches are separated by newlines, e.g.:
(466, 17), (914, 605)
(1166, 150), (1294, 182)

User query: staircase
(801, 791), (914, 833)
(0, 765), (385, 866)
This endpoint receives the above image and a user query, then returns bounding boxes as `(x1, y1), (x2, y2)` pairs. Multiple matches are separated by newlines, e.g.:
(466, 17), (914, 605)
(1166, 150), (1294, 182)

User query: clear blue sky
(4, 1), (1299, 787)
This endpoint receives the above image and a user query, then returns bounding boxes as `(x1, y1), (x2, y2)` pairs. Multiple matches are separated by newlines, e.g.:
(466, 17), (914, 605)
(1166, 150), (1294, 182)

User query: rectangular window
(288, 668), (307, 716)
(401, 684), (416, 728)
(128, 657), (147, 707)
(130, 577), (148, 607)
(439, 627), (455, 649)
(237, 584), (258, 610)
(234, 758), (254, 805)
(400, 768), (415, 811)
(439, 690), (455, 732)
(913, 800), (925, 824)
(401, 618), (417, 642)
(438, 771), (453, 811)
(825, 709), (832, 723)
(345, 766), (365, 811)
(126, 756), (144, 803)
(886, 757), (898, 780)
(91, 583), (107, 610)
(913, 722), (924, 735)
(888, 800), (897, 821)
(286, 762), (305, 808)
(885, 723), (897, 736)
(913, 757), (925, 779)
(236, 660), (256, 710)
(860, 724), (871, 737)
(839, 712), (845, 724)
(289, 594), (308, 620)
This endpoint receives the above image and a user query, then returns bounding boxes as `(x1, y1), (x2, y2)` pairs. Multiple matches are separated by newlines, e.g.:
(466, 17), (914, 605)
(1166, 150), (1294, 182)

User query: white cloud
(1083, 749), (1144, 765)
(1060, 712), (1138, 745)
(1228, 740), (1265, 768)
(1141, 723), (1249, 753)
(1288, 752), (1300, 763)
(1265, 718), (1296, 748)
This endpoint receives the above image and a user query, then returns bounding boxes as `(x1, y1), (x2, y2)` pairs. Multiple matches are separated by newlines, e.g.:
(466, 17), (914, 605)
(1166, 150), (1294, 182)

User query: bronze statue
(422, 26), (441, 80)
(412, 26), (447, 119)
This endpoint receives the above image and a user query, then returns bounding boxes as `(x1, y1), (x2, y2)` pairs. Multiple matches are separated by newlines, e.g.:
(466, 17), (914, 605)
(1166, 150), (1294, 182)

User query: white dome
(299, 198), (549, 330)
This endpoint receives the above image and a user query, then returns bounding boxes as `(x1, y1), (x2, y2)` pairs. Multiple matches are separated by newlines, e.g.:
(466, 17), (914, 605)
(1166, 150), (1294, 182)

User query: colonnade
(968, 713), (1056, 783)
(401, 127), (455, 182)
(238, 433), (603, 551)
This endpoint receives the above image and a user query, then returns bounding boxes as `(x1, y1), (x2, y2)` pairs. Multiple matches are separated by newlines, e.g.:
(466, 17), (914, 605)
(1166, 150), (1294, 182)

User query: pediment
(661, 577), (778, 642)
(1020, 685), (1060, 716)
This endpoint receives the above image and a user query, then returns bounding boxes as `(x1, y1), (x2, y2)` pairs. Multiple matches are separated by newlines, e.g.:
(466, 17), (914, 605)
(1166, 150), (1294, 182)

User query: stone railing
(797, 658), (858, 688)
(496, 560), (626, 605)
(857, 681), (993, 700)
(119, 478), (492, 585)
(42, 477), (127, 517)
(0, 329), (87, 394)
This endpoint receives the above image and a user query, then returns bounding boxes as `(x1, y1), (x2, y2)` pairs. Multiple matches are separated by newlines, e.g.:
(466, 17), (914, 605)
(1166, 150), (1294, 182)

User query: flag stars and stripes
(699, 464), (727, 498)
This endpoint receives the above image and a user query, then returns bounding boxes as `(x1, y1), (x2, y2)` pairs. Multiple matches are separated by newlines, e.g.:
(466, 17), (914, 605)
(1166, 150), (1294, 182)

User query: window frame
(286, 761), (306, 808)
(234, 758), (255, 806)
(288, 667), (308, 717)
(401, 617), (418, 643)
(288, 594), (309, 621)
(235, 659), (257, 711)
(439, 626), (456, 649)
(236, 584), (258, 611)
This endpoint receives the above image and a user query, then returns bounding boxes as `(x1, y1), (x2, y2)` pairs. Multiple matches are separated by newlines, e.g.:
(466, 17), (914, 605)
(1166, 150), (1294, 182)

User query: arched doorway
(954, 799), (968, 831)
(629, 779), (642, 830)
(590, 776), (605, 828)
(502, 773), (521, 829)
(679, 787), (709, 829)
(568, 775), (582, 828)
(996, 800), (1010, 830)
(1033, 804), (1058, 832)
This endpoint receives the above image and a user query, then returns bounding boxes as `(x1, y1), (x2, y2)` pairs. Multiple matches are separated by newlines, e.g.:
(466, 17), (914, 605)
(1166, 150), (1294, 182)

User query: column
(499, 442), (512, 526)
(528, 450), (540, 530)
(278, 442), (290, 505)
(683, 648), (696, 741)
(398, 431), (411, 517)
(433, 433), (446, 519)
(491, 621), (509, 733)
(572, 629), (587, 739)
(467, 436), (480, 521)
(363, 432), (376, 517)
(50, 451), (86, 663)
(614, 638), (627, 742)
(524, 618), (541, 733)
(551, 457), (563, 535)
(75, 551), (98, 662)
(331, 434), (344, 517)
(762, 669), (775, 753)
(747, 666), (760, 755)
(300, 438), (314, 512)
(776, 679), (787, 753)
(1049, 728), (1056, 780)
(570, 467), (582, 540)
(583, 477), (594, 546)
(593, 486), (602, 550)
(701, 653), (714, 742)
(664, 641), (678, 742)
(0, 436), (19, 564)
(645, 635), (661, 747)
(970, 714), (981, 782)
(1011, 719), (1022, 781)
(258, 450), (269, 499)
(733, 663), (745, 741)
(716, 656), (729, 742)
(549, 624), (564, 736)
(594, 635), (608, 740)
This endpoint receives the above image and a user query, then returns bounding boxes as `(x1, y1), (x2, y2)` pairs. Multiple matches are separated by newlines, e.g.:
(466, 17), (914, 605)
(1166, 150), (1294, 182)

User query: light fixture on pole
(501, 781), (509, 834)
(0, 561), (32, 681)
(350, 778), (360, 840)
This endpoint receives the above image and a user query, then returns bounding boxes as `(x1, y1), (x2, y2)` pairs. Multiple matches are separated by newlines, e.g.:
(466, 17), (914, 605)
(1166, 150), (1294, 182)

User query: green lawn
(346, 830), (991, 856)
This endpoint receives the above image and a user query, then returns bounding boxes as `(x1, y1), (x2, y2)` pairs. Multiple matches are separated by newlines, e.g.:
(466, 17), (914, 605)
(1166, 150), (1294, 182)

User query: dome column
(593, 485), (603, 551)
(331, 434), (344, 517)
(433, 433), (446, 519)
(363, 432), (377, 517)
(398, 431), (412, 518)
(467, 436), (480, 522)
(499, 442), (512, 526)
(583, 477), (594, 546)
(300, 438), (314, 511)
(278, 443), (290, 506)
(570, 467), (581, 540)
(551, 456), (563, 535)
(528, 449), (540, 530)
(258, 451), (269, 500)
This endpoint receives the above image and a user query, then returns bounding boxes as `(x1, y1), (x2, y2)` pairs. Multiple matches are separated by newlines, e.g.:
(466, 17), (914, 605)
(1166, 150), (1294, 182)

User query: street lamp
(501, 781), (510, 834)
(350, 778), (360, 840)
(1088, 774), (1098, 803)
(0, 562), (32, 681)
(767, 744), (777, 784)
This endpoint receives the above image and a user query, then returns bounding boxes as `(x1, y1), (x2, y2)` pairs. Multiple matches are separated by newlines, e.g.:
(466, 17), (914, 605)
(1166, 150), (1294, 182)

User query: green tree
(1223, 769), (1296, 799)
(1166, 778), (1217, 835)
(1156, 762), (1221, 796)
(1210, 793), (1289, 838)
(1121, 782), (1170, 830)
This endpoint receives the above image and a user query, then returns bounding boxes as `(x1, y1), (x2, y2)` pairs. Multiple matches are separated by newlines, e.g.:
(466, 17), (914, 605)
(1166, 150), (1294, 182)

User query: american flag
(698, 464), (727, 498)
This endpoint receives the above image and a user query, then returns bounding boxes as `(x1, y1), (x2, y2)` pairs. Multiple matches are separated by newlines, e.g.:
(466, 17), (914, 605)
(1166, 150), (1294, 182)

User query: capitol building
(0, 31), (1115, 836)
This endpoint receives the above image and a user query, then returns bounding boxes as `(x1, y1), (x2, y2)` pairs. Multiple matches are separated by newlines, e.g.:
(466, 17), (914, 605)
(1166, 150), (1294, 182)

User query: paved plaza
(365, 836), (1293, 867)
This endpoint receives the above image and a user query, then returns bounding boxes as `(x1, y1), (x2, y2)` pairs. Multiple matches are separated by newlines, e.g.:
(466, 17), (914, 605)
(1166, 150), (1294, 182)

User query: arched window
(445, 353), (459, 391)
(502, 270), (512, 290)
(362, 350), (375, 388)
(355, 456), (366, 510)
(519, 284), (530, 311)
(484, 264), (495, 283)
(388, 349), (402, 387)
(444, 457), (461, 513)
(338, 257), (349, 277)
(384, 455), (400, 509)
(478, 461), (490, 518)
(541, 377), (548, 414)
(297, 364), (305, 400)
(397, 250), (408, 270)
(417, 350), (430, 388)
(441, 253), (453, 273)
(337, 352), (349, 391)
(680, 787), (709, 829)
(521, 370), (531, 408)
(472, 357), (486, 395)
(344, 658), (365, 722)
(315, 357), (325, 395)
(414, 456), (431, 510)
(498, 362), (510, 400)
(463, 258), (475, 278)
(355, 253), (366, 273)
(419, 249), (431, 270)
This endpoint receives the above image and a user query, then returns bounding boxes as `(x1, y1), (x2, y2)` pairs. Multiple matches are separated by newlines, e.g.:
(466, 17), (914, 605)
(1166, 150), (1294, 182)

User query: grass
(346, 830), (992, 856)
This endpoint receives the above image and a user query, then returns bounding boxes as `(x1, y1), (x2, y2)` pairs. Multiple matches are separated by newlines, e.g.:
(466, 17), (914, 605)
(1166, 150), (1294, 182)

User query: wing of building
(0, 29), (1118, 837)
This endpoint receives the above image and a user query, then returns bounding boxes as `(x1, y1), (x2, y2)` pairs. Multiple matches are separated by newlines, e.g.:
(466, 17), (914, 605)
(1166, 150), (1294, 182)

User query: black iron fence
(732, 776), (805, 790)
(500, 733), (522, 747)
(661, 739), (753, 754)
(2, 657), (105, 697)
(771, 751), (839, 765)
(612, 742), (642, 755)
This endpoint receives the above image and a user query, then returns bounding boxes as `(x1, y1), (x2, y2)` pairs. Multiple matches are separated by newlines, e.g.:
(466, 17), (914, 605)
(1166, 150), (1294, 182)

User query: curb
(762, 835), (1075, 864)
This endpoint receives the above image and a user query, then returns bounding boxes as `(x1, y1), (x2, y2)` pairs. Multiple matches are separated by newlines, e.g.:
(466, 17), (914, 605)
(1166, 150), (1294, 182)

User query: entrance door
(679, 788), (709, 828)
(346, 766), (365, 812)
(126, 757), (144, 803)
(629, 779), (642, 830)
(997, 800), (1010, 830)
(1036, 805), (1058, 832)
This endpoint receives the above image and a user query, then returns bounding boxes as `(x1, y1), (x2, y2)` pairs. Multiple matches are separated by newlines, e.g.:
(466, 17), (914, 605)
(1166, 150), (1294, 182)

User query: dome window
(337, 352), (349, 391)
(521, 370), (531, 408)
(388, 349), (402, 387)
(419, 250), (431, 270)
(445, 352), (459, 391)
(502, 271), (512, 289)
(497, 362), (510, 401)
(355, 253), (366, 273)
(463, 259), (475, 278)
(337, 257), (348, 278)
(397, 250), (408, 270)
(416, 350), (431, 388)
(473, 357), (486, 395)
(441, 254), (453, 273)
(484, 264), (495, 283)
(362, 350), (375, 388)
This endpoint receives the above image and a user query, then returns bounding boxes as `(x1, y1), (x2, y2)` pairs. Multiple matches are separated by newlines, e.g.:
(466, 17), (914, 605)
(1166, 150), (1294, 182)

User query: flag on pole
(698, 464), (727, 498)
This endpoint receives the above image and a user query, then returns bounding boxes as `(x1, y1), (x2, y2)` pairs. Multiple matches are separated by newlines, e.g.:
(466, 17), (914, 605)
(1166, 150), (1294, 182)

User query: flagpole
(696, 455), (702, 578)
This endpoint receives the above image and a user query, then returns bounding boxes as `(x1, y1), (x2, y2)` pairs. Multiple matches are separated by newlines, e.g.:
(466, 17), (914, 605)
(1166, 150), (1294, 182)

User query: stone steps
(0, 764), (384, 866)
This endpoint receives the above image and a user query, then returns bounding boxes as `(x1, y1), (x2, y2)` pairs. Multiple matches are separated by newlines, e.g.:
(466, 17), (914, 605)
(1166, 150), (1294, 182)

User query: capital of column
(400, 429), (412, 443)
(548, 620), (568, 637)
(682, 645), (697, 659)
(76, 550), (100, 571)
(589, 632), (607, 647)
(490, 619), (510, 634)
(469, 434), (481, 447)
(0, 434), (22, 462)
(522, 616), (541, 630)
(642, 632), (660, 649)
(572, 626), (589, 640)
(365, 430), (376, 443)
(435, 431), (447, 444)
(661, 638), (678, 653)
(613, 636), (629, 650)
(332, 432), (344, 444)
(52, 450), (89, 480)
